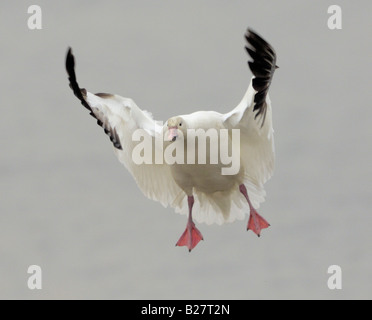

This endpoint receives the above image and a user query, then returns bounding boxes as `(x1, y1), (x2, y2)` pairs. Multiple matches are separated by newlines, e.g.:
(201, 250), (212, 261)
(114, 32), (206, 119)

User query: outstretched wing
(245, 29), (278, 127)
(223, 29), (278, 200)
(66, 48), (123, 149)
(224, 29), (278, 130)
(65, 48), (184, 207)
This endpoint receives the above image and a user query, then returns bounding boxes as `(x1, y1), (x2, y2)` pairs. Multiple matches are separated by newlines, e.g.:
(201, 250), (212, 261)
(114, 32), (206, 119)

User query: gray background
(1, 0), (371, 299)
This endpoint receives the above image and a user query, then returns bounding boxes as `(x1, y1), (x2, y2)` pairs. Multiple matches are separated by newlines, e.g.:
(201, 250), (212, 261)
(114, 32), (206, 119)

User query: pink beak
(168, 126), (178, 141)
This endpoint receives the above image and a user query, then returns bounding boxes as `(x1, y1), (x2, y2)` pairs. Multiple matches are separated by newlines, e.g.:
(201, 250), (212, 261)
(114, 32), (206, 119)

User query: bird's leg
(176, 195), (203, 251)
(239, 184), (270, 236)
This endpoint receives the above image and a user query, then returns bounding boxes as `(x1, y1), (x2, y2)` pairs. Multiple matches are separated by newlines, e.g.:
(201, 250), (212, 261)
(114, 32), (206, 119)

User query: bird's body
(167, 111), (242, 196)
(66, 29), (278, 251)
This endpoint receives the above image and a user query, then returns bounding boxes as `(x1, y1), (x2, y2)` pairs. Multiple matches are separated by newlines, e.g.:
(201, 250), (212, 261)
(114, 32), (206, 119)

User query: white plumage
(66, 28), (278, 251)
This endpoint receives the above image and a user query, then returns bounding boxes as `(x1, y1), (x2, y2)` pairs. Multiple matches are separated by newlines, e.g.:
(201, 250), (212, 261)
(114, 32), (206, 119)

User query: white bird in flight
(65, 28), (278, 251)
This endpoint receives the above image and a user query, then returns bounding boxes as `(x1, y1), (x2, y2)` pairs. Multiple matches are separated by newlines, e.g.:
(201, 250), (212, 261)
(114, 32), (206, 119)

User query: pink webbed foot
(176, 221), (203, 252)
(247, 207), (270, 237)
(176, 195), (203, 251)
(239, 184), (270, 237)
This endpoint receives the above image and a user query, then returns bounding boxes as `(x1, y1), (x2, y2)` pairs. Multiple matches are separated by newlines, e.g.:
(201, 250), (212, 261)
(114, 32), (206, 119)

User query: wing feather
(246, 29), (278, 127)
(223, 29), (277, 201)
(65, 48), (184, 208)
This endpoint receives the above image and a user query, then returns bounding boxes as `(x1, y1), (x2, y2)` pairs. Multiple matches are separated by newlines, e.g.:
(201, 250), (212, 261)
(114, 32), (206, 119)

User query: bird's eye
(179, 123), (182, 126)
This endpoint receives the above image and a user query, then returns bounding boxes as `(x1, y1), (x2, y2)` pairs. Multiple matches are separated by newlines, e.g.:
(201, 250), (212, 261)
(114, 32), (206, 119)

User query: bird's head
(166, 116), (185, 141)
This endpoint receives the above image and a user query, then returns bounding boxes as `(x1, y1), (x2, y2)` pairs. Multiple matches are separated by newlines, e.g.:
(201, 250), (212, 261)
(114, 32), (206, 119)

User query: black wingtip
(65, 47), (123, 150)
(245, 28), (277, 128)
(65, 47), (75, 77)
(65, 47), (86, 105)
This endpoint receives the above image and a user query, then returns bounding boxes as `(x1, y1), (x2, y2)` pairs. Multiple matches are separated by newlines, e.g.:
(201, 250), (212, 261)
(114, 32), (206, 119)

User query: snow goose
(65, 28), (278, 251)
